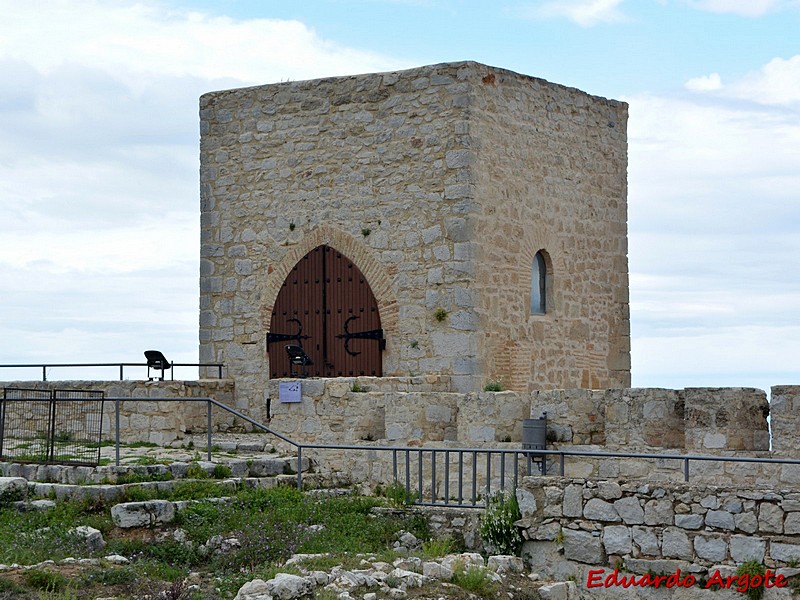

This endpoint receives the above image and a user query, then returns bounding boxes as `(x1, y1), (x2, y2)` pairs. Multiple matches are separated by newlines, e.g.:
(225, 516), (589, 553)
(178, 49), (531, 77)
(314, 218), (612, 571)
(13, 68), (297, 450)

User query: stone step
(0, 455), (309, 485)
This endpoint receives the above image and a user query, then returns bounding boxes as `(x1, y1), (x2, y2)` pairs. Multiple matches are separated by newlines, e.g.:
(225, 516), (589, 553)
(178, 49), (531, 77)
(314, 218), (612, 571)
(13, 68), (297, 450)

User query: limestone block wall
(199, 61), (631, 405)
(531, 388), (770, 454)
(518, 477), (800, 586)
(470, 67), (630, 392)
(1, 380), (236, 446)
(770, 386), (800, 455)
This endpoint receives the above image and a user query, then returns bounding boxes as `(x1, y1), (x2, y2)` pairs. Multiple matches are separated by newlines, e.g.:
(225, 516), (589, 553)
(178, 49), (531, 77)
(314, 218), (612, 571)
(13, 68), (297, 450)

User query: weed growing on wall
(736, 560), (766, 600)
(480, 491), (523, 556)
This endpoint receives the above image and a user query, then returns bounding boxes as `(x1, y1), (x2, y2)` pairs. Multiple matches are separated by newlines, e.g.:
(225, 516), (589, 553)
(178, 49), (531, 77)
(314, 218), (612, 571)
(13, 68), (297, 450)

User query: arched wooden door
(267, 245), (384, 378)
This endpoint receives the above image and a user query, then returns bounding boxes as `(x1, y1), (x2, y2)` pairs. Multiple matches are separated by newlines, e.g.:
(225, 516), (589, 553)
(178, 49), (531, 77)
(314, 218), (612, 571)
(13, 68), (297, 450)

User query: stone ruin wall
(518, 477), (800, 597)
(1, 379), (236, 446)
(199, 61), (631, 404)
(3, 381), (798, 489)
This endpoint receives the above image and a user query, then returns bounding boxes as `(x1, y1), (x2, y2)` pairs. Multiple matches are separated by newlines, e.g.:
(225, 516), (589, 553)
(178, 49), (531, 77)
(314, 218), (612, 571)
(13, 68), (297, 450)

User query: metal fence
(0, 388), (105, 466)
(100, 397), (800, 508)
(0, 361), (226, 381)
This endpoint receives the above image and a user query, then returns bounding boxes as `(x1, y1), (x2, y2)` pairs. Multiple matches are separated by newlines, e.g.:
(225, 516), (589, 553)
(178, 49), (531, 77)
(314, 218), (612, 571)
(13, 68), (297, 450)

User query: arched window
(531, 251), (548, 314)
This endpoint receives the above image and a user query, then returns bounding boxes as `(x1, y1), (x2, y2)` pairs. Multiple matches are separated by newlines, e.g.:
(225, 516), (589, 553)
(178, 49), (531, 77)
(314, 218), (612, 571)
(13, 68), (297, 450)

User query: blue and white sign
(279, 381), (302, 403)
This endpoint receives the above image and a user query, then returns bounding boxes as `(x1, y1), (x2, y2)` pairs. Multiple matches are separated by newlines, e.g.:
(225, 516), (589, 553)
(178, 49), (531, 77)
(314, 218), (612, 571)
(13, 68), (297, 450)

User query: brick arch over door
(267, 245), (385, 378)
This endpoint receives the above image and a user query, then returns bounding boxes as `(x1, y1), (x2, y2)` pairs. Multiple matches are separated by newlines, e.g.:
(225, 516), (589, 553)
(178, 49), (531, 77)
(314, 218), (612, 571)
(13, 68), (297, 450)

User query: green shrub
(480, 491), (523, 556)
(452, 564), (497, 597)
(212, 463), (233, 479)
(185, 462), (208, 479)
(736, 560), (766, 600)
(24, 568), (68, 592)
(433, 308), (448, 322)
(381, 481), (418, 506)
(483, 380), (503, 392)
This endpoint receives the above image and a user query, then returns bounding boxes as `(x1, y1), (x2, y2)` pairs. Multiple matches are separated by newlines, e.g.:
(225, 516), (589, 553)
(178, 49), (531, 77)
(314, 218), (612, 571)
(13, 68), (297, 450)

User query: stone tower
(199, 61), (630, 406)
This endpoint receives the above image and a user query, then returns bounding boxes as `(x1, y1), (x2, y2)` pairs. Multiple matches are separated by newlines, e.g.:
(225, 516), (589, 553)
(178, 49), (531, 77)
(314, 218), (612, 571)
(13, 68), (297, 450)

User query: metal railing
(0, 362), (225, 381)
(100, 397), (800, 508)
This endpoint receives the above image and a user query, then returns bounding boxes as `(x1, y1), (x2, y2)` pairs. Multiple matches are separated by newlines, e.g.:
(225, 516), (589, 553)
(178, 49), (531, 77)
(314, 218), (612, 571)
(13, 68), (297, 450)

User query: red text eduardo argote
(586, 567), (787, 592)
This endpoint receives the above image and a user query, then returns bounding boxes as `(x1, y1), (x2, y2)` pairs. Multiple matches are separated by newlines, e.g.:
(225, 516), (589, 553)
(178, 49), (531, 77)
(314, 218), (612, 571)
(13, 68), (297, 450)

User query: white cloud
(523, 0), (626, 26)
(683, 0), (796, 16)
(728, 55), (800, 105)
(626, 60), (800, 391)
(0, 1), (401, 83)
(685, 72), (722, 91)
(0, 1), (405, 368)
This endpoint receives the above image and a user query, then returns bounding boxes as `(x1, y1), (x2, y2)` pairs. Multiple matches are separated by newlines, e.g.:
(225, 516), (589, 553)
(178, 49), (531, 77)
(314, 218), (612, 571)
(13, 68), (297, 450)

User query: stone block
(694, 535), (727, 562)
(632, 526), (660, 556)
(705, 510), (735, 531)
(771, 542), (800, 564)
(662, 528), (692, 560)
(111, 500), (176, 528)
(584, 498), (620, 522)
(613, 496), (644, 525)
(729, 535), (766, 563)
(562, 484), (583, 518)
(563, 529), (604, 564)
(759, 503), (784, 533)
(674, 514), (704, 530)
(602, 525), (631, 556)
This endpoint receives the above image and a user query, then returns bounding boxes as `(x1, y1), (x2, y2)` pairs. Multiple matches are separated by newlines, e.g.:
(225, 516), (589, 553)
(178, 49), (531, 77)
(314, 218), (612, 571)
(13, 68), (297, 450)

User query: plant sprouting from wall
(433, 308), (448, 322)
(480, 491), (523, 556)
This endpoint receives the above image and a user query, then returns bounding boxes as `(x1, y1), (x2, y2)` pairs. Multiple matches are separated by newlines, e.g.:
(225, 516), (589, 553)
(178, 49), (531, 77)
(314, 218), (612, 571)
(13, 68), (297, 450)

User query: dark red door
(268, 245), (383, 378)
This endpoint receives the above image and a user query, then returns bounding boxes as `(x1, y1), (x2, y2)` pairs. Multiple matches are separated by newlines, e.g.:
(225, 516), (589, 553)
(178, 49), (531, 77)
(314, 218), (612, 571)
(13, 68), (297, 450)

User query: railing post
(218, 365), (222, 379)
(119, 365), (123, 381)
(559, 452), (564, 476)
(115, 398), (120, 467)
(417, 450), (423, 503)
(684, 457), (690, 482)
(42, 366), (47, 382)
(392, 449), (397, 483)
(431, 450), (436, 504)
(207, 401), (212, 462)
(297, 446), (303, 490)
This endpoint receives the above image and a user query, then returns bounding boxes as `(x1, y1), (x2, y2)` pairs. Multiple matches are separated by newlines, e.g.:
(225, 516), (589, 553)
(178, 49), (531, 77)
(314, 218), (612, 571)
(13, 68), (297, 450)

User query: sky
(0, 0), (798, 393)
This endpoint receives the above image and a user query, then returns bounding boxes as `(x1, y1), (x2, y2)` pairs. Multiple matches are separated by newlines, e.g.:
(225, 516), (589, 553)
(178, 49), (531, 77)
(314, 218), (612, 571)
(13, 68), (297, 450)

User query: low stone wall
(532, 387), (771, 453)
(517, 477), (800, 586)
(1, 380), (236, 445)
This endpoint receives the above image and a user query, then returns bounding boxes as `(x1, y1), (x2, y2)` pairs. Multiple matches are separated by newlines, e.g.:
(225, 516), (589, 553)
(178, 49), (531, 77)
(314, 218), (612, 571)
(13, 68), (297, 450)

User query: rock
(613, 496), (644, 525)
(562, 485), (582, 518)
(632, 526), (660, 556)
(111, 500), (175, 528)
(422, 561), (453, 580)
(562, 529), (604, 564)
(602, 525), (631, 556)
(771, 542), (800, 563)
(267, 573), (313, 600)
(537, 581), (577, 600)
(69, 525), (106, 552)
(440, 552), (484, 571)
(487, 555), (524, 574)
(235, 579), (272, 600)
(674, 514), (704, 530)
(705, 510), (735, 531)
(388, 568), (425, 588)
(516, 487), (537, 517)
(644, 499), (673, 525)
(583, 498), (620, 522)
(735, 511), (758, 534)
(661, 528), (692, 560)
(694, 535), (727, 562)
(103, 554), (130, 564)
(597, 482), (622, 500)
(758, 503), (784, 533)
(0, 477), (27, 502)
(729, 535), (766, 563)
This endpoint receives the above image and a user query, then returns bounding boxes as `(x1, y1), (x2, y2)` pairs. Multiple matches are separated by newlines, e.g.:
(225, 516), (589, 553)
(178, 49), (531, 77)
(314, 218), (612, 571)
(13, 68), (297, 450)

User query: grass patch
(452, 565), (497, 598)
(24, 568), (69, 592)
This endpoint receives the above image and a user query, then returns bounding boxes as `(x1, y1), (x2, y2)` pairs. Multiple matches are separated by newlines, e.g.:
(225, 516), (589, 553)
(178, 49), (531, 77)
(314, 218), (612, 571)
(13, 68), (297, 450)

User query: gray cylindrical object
(522, 416), (547, 451)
